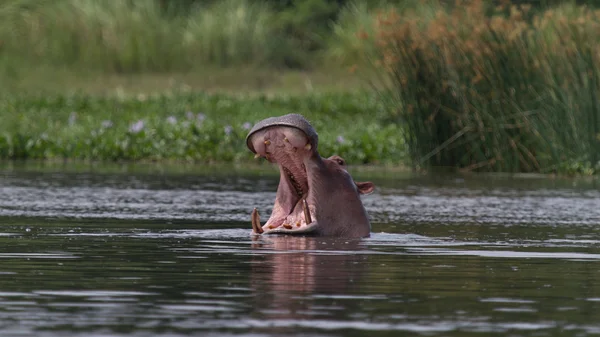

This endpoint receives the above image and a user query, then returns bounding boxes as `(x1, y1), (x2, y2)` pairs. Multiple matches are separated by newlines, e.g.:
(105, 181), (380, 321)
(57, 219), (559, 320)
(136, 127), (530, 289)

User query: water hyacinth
(68, 112), (77, 126)
(243, 122), (252, 130)
(337, 135), (345, 144)
(0, 91), (445, 170)
(197, 113), (206, 123)
(129, 120), (145, 134)
(186, 111), (195, 120)
(167, 116), (177, 125)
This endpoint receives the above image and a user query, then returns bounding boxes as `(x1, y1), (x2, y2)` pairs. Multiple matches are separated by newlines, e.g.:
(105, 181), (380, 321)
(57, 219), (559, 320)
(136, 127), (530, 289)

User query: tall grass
(328, 1), (381, 67)
(327, 0), (439, 67)
(183, 0), (278, 66)
(0, 0), (284, 72)
(371, 0), (600, 174)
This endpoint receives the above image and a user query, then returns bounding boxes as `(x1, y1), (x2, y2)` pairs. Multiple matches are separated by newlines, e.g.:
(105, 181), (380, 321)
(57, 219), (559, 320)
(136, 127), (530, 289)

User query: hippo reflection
(246, 113), (374, 238)
(249, 236), (368, 322)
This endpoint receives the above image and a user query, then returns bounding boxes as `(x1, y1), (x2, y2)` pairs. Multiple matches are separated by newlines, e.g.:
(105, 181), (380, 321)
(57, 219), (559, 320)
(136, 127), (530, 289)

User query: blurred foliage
(1, 0), (598, 71)
(0, 0), (599, 175)
(0, 91), (407, 164)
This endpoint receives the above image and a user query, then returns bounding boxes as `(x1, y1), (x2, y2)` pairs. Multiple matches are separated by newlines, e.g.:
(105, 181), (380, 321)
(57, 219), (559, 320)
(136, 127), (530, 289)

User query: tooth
(296, 222), (301, 227)
(303, 199), (312, 224)
(283, 224), (292, 229)
(254, 153), (261, 159)
(284, 137), (289, 142)
(251, 208), (263, 234)
(264, 140), (271, 145)
(304, 143), (312, 151)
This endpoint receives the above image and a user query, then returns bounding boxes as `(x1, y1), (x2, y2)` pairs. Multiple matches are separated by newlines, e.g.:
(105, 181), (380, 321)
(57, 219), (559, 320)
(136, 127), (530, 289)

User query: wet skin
(246, 113), (375, 238)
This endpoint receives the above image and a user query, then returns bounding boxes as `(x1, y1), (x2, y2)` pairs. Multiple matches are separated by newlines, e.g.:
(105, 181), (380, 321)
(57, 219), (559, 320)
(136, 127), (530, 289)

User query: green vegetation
(0, 0), (406, 166)
(0, 0), (282, 72)
(0, 0), (599, 174)
(0, 0), (398, 73)
(369, 1), (600, 174)
(0, 92), (406, 164)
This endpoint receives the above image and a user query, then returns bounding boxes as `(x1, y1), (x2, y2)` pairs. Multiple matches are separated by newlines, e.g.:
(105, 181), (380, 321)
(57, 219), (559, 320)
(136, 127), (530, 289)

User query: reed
(371, 0), (600, 174)
(327, 1), (439, 67)
(0, 0), (283, 72)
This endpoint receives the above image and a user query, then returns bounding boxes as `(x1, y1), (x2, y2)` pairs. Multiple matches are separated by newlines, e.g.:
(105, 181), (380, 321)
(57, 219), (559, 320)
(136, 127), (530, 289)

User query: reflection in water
(249, 236), (367, 321)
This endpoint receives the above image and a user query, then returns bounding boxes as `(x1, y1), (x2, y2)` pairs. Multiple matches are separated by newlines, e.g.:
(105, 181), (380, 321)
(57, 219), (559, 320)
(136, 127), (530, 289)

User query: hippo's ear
(355, 181), (375, 195)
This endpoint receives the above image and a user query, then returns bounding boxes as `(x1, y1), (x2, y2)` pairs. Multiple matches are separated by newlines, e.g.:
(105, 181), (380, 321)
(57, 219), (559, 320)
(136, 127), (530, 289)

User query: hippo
(246, 113), (375, 238)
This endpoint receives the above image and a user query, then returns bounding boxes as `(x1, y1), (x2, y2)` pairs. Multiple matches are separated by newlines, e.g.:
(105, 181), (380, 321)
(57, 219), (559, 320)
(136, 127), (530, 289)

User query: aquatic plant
(129, 120), (145, 134)
(370, 0), (600, 174)
(167, 116), (178, 125)
(0, 92), (406, 165)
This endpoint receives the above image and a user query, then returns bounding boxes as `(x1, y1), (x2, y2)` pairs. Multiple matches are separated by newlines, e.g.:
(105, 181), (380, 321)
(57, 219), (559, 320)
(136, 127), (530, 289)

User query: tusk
(303, 199), (312, 224)
(304, 143), (312, 151)
(251, 208), (263, 234)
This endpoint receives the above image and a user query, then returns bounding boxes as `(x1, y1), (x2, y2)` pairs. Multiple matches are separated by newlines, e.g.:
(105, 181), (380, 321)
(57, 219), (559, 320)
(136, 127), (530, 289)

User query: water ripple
(0, 178), (599, 226)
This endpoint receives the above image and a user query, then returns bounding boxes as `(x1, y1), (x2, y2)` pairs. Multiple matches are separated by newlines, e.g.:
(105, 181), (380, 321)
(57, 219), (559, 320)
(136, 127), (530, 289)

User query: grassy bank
(2, 66), (373, 97)
(0, 91), (406, 165)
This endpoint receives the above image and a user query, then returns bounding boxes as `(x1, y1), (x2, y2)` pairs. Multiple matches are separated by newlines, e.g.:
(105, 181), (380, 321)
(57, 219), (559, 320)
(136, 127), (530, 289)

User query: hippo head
(246, 113), (375, 238)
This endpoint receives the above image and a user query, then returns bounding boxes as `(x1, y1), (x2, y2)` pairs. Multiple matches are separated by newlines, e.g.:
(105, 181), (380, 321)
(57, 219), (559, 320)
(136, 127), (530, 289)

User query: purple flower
(242, 122), (252, 130)
(197, 113), (206, 123)
(186, 111), (194, 120)
(68, 112), (77, 126)
(101, 120), (113, 128)
(224, 125), (233, 135)
(337, 135), (345, 144)
(129, 120), (145, 134)
(167, 116), (177, 125)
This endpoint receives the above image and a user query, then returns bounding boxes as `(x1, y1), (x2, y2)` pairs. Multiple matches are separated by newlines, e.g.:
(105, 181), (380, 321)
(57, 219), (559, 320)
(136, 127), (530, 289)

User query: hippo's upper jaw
(246, 114), (375, 238)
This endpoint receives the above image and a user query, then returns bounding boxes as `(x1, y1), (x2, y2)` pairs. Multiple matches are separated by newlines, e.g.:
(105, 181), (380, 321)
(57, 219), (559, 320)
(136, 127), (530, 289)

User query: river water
(0, 162), (599, 337)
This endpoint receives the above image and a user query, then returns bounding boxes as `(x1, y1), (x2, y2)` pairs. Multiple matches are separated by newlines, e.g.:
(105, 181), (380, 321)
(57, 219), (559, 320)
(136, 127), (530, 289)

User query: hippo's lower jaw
(251, 207), (318, 235)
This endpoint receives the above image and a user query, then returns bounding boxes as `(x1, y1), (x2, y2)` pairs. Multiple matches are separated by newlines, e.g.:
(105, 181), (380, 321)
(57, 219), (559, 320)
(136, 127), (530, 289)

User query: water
(1, 163), (599, 336)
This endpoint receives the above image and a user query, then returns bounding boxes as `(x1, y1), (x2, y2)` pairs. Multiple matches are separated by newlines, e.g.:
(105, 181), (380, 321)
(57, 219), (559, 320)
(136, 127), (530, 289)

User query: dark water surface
(0, 162), (599, 337)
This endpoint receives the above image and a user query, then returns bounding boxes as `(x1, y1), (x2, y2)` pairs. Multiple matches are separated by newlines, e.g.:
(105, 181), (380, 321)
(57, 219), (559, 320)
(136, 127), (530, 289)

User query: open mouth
(247, 124), (318, 234)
